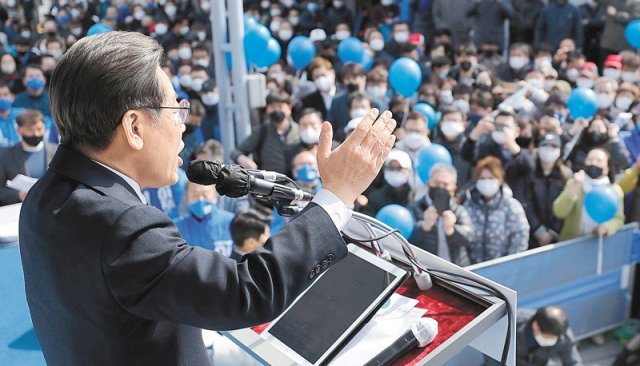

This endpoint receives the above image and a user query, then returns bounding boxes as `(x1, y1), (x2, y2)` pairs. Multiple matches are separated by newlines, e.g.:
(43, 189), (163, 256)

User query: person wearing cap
(408, 163), (475, 267)
(603, 54), (622, 80)
(522, 133), (572, 248)
(361, 149), (414, 216)
(612, 82), (640, 121)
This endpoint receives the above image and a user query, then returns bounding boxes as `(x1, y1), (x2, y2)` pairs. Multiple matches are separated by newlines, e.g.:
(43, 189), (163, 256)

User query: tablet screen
(266, 251), (400, 364)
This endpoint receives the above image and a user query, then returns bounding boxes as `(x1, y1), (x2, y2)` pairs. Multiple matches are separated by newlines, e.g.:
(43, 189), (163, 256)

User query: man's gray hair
(429, 163), (457, 184)
(50, 31), (165, 151)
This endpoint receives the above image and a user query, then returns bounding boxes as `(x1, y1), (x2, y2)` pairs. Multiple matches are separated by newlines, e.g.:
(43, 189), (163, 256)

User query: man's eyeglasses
(142, 99), (191, 125)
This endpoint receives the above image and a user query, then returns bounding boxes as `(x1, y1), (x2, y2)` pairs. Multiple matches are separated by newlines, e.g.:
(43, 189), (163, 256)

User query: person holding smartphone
(408, 163), (475, 267)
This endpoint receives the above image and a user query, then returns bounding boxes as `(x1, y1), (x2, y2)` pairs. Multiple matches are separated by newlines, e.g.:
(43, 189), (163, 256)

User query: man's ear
(121, 110), (145, 151)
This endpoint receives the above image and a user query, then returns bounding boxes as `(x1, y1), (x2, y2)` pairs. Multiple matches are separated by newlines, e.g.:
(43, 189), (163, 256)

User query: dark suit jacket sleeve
(0, 148), (21, 205)
(102, 202), (347, 330)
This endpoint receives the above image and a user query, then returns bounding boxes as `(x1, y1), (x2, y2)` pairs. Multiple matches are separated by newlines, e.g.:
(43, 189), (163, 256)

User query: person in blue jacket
(175, 181), (235, 256)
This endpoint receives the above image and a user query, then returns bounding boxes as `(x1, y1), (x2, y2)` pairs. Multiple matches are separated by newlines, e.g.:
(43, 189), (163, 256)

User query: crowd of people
(3, 0), (640, 363)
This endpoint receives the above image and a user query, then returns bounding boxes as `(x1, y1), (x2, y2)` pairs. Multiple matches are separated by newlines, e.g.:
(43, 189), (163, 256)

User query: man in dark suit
(19, 32), (397, 366)
(297, 56), (338, 120)
(229, 209), (270, 263)
(0, 109), (57, 206)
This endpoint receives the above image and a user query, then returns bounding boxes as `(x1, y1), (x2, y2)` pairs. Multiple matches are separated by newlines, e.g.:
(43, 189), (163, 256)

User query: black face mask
(516, 136), (533, 148)
(269, 110), (286, 123)
(585, 131), (608, 146)
(23, 135), (43, 147)
(392, 111), (404, 124)
(345, 83), (359, 93)
(460, 60), (472, 72)
(183, 123), (198, 135)
(483, 49), (496, 58)
(584, 164), (604, 179)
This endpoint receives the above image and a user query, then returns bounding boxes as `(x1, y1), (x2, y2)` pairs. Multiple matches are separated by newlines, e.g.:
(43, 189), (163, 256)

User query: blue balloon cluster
(287, 36), (316, 69)
(626, 19), (640, 49)
(376, 204), (415, 239)
(389, 57), (422, 97)
(413, 103), (437, 129)
(567, 88), (598, 120)
(243, 21), (281, 68)
(415, 144), (453, 183)
(584, 185), (619, 224)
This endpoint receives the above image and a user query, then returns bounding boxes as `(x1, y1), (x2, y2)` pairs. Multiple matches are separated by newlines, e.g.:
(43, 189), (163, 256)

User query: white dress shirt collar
(93, 160), (147, 204)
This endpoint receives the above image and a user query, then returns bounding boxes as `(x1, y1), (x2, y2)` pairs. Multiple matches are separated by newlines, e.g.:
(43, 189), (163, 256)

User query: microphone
(364, 318), (438, 366)
(186, 160), (314, 201)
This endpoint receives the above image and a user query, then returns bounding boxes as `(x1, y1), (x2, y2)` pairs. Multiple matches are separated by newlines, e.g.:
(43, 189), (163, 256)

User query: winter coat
(463, 185), (530, 264)
(361, 182), (413, 217)
(534, 0), (584, 49)
(599, 0), (640, 52)
(567, 135), (630, 175)
(408, 194), (475, 267)
(467, 0), (514, 48)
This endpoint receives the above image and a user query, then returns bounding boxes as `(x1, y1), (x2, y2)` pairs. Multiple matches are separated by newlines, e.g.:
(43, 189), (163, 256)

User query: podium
(221, 212), (517, 365)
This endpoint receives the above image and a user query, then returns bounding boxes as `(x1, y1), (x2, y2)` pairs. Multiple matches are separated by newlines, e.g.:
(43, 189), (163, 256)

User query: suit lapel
(49, 144), (144, 206)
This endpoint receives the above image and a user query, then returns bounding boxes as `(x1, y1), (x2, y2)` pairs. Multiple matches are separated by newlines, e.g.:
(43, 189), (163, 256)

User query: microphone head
(186, 160), (224, 185)
(412, 318), (438, 348)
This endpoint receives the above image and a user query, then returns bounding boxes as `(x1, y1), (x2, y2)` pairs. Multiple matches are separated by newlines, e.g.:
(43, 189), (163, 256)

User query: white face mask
(197, 32), (207, 41)
(155, 23), (168, 35)
(350, 107), (368, 119)
(270, 21), (281, 33)
(335, 30), (350, 41)
(270, 9), (281, 17)
(452, 99), (470, 114)
(616, 95), (633, 111)
(621, 71), (638, 83)
(281, 0), (294, 7)
(289, 16), (299, 26)
(165, 6), (177, 17)
(179, 26), (190, 36)
(278, 29), (292, 41)
(526, 78), (543, 90)
(202, 91), (219, 106)
(537, 56), (552, 66)
(534, 333), (558, 348)
(179, 74), (191, 88)
(544, 79), (556, 91)
(538, 146), (560, 164)
(597, 93), (613, 109)
(509, 56), (528, 70)
(492, 130), (506, 145)
(200, 1), (210, 11)
(367, 86), (386, 100)
(334, 0), (344, 8)
(476, 178), (501, 198)
(21, 30), (31, 39)
(134, 10), (145, 20)
(384, 170), (408, 188)
(369, 38), (384, 52)
(179, 47), (192, 60)
(381, 0), (394, 5)
(314, 75), (334, 92)
(439, 89), (454, 105)
(403, 132), (428, 150)
(576, 77), (594, 89)
(603, 68), (620, 79)
(394, 31), (409, 44)
(194, 58), (210, 68)
(566, 68), (579, 82)
(191, 78), (205, 92)
(440, 121), (465, 139)
(300, 127), (320, 145)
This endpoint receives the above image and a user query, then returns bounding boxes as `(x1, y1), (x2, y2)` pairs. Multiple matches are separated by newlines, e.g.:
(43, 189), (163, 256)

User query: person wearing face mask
(199, 80), (221, 141)
(568, 117), (630, 175)
(175, 182), (235, 256)
(366, 66), (390, 110)
(299, 0), (326, 35)
(297, 57), (337, 121)
(0, 53), (19, 90)
(14, 64), (51, 117)
(594, 76), (619, 119)
(462, 110), (536, 203)
(0, 81), (25, 148)
(395, 112), (430, 184)
(522, 133), (572, 248)
(383, 21), (411, 59)
(0, 110), (57, 205)
(432, 0), (473, 47)
(286, 109), (338, 174)
(326, 0), (353, 35)
(612, 82), (639, 121)
(361, 149), (414, 216)
(320, 62), (368, 140)
(291, 150), (322, 195)
(554, 148), (624, 241)
(231, 90), (300, 174)
(463, 156), (529, 264)
(512, 306), (582, 366)
(447, 43), (483, 86)
(407, 163), (475, 267)
(179, 100), (205, 163)
(433, 106), (473, 192)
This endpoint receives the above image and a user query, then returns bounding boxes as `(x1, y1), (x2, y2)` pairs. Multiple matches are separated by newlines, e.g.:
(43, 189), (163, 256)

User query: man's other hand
(317, 109), (396, 206)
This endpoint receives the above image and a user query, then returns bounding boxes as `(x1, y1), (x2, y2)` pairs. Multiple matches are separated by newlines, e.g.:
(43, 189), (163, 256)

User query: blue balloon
(287, 36), (316, 69)
(567, 88), (598, 120)
(413, 103), (437, 129)
(389, 57), (422, 97)
(87, 23), (112, 36)
(337, 37), (364, 64)
(252, 37), (281, 67)
(626, 19), (640, 49)
(244, 15), (258, 31)
(584, 185), (619, 224)
(244, 24), (271, 59)
(360, 52), (374, 72)
(415, 144), (452, 183)
(376, 204), (415, 239)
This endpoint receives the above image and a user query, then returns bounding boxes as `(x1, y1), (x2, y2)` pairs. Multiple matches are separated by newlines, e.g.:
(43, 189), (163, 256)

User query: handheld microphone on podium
(186, 160), (314, 202)
(364, 318), (438, 366)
